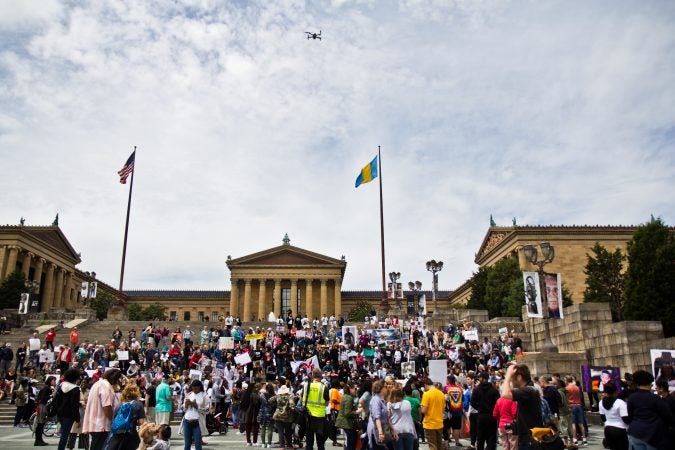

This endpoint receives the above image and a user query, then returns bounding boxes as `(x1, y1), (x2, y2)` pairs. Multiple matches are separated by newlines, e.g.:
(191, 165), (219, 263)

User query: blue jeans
(628, 435), (657, 450)
(57, 417), (75, 450)
(232, 403), (240, 427)
(183, 420), (202, 450)
(392, 432), (415, 450)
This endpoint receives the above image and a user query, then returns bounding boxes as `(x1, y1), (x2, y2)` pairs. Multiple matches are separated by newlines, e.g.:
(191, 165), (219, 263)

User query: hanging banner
(544, 273), (564, 319)
(523, 272), (543, 318)
(81, 282), (89, 299)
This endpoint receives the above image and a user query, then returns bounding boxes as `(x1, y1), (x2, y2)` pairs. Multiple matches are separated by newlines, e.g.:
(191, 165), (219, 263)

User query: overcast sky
(1, 0), (674, 293)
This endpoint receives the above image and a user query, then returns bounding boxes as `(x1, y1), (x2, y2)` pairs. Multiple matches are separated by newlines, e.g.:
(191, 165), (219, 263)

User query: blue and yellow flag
(355, 155), (378, 188)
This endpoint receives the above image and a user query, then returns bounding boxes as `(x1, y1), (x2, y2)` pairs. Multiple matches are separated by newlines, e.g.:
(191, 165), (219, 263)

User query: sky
(1, 0), (674, 293)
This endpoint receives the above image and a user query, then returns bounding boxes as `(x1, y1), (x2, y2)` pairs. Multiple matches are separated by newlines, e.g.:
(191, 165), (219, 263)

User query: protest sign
(234, 352), (252, 366)
(117, 351), (129, 361)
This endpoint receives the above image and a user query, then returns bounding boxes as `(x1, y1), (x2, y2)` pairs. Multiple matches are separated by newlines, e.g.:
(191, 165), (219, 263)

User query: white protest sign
(234, 352), (252, 366)
(29, 339), (41, 351)
(499, 327), (508, 337)
(117, 351), (129, 361)
(428, 360), (448, 384)
(463, 329), (479, 342)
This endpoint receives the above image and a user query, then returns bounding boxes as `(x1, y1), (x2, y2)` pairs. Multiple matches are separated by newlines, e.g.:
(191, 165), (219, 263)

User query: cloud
(1, 0), (674, 291)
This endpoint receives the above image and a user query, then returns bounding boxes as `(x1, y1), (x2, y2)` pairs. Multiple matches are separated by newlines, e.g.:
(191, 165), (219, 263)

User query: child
(149, 424), (172, 450)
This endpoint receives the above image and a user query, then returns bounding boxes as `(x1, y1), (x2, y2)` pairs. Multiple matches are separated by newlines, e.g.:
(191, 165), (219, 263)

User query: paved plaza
(0, 424), (607, 450)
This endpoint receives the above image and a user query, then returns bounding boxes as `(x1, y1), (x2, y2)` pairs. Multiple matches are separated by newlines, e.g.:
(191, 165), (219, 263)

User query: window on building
(212, 312), (219, 322)
(198, 311), (204, 321)
(183, 311), (191, 321)
(170, 311), (177, 321)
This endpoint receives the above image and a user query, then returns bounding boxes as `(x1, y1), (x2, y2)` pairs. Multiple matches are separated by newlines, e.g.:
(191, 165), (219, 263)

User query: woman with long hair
(599, 382), (628, 450)
(368, 379), (392, 450)
(182, 379), (207, 450)
(335, 381), (359, 450)
(107, 380), (146, 450)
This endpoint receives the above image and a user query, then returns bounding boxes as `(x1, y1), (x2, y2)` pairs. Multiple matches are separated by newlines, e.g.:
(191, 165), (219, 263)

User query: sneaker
(582, 440), (588, 447)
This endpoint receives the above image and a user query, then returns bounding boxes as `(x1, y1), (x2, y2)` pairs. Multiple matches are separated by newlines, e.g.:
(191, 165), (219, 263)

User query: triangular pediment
(475, 227), (514, 263)
(228, 245), (345, 267)
(1, 225), (81, 263)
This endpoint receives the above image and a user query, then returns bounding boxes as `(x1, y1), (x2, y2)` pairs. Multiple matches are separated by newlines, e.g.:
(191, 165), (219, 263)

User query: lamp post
(408, 280), (422, 317)
(389, 271), (401, 309)
(426, 259), (443, 315)
(522, 242), (558, 353)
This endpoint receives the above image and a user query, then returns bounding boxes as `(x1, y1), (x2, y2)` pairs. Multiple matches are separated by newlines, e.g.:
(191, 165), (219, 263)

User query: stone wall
(523, 303), (674, 374)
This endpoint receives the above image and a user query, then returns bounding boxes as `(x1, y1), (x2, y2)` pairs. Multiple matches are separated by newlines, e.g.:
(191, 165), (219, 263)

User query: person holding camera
(500, 364), (543, 450)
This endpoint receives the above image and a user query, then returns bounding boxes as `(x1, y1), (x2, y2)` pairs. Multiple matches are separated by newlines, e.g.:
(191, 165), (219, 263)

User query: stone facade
(450, 225), (641, 306)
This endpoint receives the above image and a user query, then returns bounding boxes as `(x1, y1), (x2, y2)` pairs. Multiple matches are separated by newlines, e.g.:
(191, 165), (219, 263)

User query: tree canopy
(583, 242), (625, 321)
(0, 270), (27, 310)
(623, 217), (675, 337)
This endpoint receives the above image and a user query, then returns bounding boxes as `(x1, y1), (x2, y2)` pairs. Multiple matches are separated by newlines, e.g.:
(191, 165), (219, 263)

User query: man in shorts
(565, 376), (587, 446)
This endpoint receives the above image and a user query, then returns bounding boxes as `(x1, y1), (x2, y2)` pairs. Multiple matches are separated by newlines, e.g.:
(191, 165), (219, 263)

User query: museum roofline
(122, 289), (453, 299)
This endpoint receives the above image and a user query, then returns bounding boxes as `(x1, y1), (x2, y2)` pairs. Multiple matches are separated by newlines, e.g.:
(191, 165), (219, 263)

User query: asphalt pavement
(0, 424), (607, 450)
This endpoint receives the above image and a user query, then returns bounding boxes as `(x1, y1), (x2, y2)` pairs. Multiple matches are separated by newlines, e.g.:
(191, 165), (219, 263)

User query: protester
(626, 370), (673, 450)
(55, 369), (82, 450)
(420, 378), (445, 450)
(471, 371), (499, 450)
(182, 379), (207, 450)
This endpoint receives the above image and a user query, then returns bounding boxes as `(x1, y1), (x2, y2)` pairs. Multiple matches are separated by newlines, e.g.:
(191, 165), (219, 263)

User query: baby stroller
(205, 412), (228, 435)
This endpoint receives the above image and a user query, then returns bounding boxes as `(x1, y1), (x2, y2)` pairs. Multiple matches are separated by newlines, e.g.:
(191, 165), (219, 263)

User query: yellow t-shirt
(421, 387), (446, 430)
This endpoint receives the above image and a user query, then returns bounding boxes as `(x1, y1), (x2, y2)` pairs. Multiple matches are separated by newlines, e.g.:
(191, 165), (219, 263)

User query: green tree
(562, 284), (573, 308)
(348, 300), (372, 322)
(0, 270), (27, 309)
(583, 242), (625, 321)
(624, 217), (675, 337)
(128, 304), (143, 321)
(142, 303), (167, 321)
(484, 258), (522, 319)
(90, 291), (115, 320)
(467, 266), (489, 310)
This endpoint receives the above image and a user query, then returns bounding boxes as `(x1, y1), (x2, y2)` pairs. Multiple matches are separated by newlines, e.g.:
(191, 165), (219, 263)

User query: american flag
(117, 150), (135, 184)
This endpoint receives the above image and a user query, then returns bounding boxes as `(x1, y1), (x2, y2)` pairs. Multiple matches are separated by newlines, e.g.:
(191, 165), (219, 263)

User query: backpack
(446, 385), (463, 414)
(111, 401), (137, 434)
(540, 396), (554, 426)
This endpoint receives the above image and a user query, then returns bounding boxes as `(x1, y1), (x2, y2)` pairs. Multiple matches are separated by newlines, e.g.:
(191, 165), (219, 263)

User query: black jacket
(470, 381), (500, 415)
(56, 383), (81, 422)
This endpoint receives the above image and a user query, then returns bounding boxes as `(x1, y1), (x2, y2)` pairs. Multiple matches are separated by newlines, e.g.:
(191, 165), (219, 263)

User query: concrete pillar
(22, 252), (32, 278)
(42, 263), (55, 312)
(4, 246), (19, 278)
(274, 278), (281, 319)
(257, 279), (267, 322)
(53, 268), (64, 308)
(34, 258), (45, 293)
(334, 279), (342, 318)
(290, 279), (298, 317)
(243, 279), (252, 322)
(320, 279), (328, 317)
(305, 279), (314, 319)
(273, 279), (282, 318)
(66, 272), (74, 309)
(230, 278), (239, 317)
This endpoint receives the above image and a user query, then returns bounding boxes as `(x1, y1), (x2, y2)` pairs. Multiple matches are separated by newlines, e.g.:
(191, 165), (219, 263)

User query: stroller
(205, 412), (228, 435)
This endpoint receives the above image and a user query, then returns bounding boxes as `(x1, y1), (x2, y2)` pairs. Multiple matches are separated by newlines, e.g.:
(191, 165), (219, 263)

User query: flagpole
(119, 146), (136, 292)
(378, 145), (388, 311)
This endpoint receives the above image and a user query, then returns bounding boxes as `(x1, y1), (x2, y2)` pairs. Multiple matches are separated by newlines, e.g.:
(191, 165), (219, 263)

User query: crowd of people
(0, 310), (673, 450)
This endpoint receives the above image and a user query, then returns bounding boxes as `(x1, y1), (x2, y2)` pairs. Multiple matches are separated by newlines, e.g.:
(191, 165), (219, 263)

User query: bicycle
(29, 412), (60, 438)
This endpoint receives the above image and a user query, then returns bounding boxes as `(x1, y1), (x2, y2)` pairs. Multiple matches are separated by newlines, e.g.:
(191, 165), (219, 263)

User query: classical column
(230, 278), (239, 317)
(334, 279), (342, 318)
(242, 279), (252, 322)
(290, 279), (298, 317)
(42, 263), (55, 312)
(257, 279), (267, 322)
(320, 279), (328, 317)
(4, 246), (19, 278)
(66, 272), (74, 309)
(22, 252), (33, 278)
(34, 258), (45, 293)
(273, 279), (282, 318)
(305, 279), (314, 319)
(53, 268), (64, 308)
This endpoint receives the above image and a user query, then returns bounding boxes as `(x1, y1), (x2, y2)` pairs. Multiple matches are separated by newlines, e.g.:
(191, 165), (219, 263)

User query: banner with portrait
(650, 349), (675, 391)
(371, 329), (397, 342)
(544, 273), (564, 319)
(581, 365), (621, 392)
(523, 272), (543, 318)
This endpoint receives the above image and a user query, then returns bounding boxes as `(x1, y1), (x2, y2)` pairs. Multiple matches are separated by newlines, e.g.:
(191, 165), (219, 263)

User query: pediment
(228, 245), (345, 267)
(474, 227), (514, 263)
(4, 226), (81, 263)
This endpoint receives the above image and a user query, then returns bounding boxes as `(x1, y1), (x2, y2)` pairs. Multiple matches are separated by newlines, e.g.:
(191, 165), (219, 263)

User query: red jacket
(45, 331), (56, 342)
(492, 397), (518, 430)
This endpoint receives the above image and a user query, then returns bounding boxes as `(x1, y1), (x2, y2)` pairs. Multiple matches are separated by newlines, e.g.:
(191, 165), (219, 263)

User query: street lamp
(426, 259), (443, 315)
(389, 271), (401, 309)
(522, 242), (558, 353)
(408, 280), (422, 317)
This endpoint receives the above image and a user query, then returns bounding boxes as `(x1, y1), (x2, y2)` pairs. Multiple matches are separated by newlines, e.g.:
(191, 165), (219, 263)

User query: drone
(305, 30), (321, 40)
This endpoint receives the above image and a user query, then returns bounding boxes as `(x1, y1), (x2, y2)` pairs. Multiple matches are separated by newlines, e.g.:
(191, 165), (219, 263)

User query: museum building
(0, 221), (652, 319)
